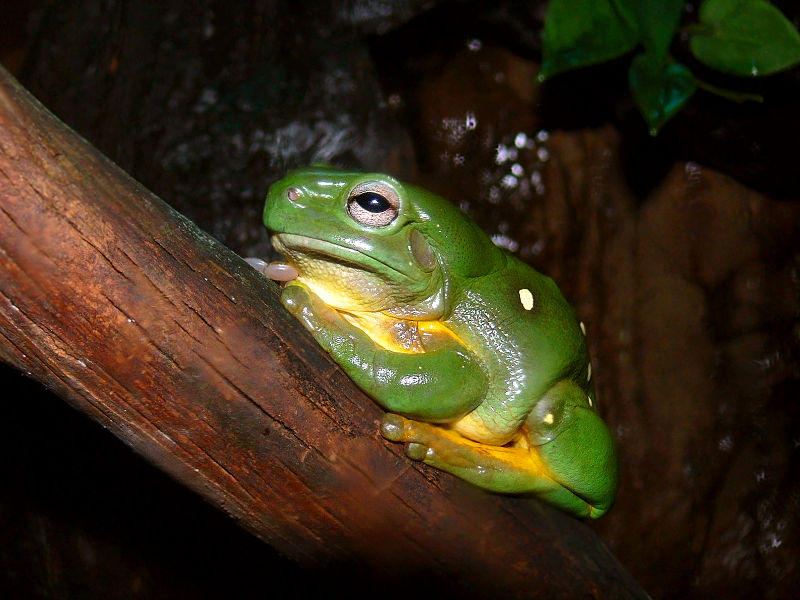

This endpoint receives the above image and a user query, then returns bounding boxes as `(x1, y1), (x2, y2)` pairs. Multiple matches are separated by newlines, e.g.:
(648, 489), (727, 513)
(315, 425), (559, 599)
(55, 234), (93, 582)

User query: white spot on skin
(543, 413), (554, 424)
(580, 321), (586, 335)
(518, 288), (534, 311)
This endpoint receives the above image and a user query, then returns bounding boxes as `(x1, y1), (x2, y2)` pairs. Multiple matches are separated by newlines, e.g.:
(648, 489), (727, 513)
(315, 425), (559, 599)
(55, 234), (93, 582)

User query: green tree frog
(262, 167), (618, 518)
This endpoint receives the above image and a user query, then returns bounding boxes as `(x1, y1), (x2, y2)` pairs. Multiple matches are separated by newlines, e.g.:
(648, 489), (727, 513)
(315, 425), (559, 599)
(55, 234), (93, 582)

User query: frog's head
(263, 166), (501, 319)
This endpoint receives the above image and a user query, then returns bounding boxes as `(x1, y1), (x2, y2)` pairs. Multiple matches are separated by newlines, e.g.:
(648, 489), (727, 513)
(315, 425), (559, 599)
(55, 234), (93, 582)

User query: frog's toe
(380, 413), (409, 441)
(405, 442), (429, 461)
(279, 283), (310, 313)
(381, 415), (432, 461)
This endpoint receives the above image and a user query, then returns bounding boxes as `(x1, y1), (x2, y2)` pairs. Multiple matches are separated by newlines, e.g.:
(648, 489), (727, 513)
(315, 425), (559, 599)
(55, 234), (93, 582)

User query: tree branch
(0, 65), (648, 599)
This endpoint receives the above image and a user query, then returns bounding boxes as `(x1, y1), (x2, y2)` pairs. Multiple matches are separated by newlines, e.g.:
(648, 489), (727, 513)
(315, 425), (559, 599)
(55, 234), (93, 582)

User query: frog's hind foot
(379, 411), (614, 519)
(381, 414), (432, 461)
(380, 413), (409, 442)
(380, 413), (522, 473)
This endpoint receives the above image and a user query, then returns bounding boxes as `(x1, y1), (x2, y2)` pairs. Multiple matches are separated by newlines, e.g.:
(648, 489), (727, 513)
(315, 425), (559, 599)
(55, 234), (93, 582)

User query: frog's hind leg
(381, 380), (617, 519)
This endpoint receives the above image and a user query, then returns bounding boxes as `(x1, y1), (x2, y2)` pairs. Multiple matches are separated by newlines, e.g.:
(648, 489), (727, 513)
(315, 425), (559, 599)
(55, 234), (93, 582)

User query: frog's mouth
(272, 233), (413, 279)
(272, 231), (448, 319)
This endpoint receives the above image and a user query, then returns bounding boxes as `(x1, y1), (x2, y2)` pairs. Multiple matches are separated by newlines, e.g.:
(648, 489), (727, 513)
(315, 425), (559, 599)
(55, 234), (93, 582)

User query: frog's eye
(347, 181), (400, 227)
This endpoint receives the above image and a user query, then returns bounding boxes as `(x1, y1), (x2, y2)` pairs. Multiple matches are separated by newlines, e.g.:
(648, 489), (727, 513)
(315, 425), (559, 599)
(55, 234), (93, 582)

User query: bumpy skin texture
(263, 167), (618, 518)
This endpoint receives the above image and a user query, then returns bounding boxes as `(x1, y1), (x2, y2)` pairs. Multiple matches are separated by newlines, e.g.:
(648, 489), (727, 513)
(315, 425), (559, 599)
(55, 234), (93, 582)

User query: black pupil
(353, 192), (390, 213)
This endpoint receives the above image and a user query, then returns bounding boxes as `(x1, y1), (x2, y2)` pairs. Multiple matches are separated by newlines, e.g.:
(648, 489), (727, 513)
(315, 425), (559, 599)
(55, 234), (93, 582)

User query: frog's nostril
(286, 187), (301, 202)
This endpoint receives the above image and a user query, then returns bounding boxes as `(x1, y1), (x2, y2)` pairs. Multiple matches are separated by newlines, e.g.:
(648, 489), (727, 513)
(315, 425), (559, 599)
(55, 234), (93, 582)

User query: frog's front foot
(279, 282), (312, 315)
(279, 282), (344, 344)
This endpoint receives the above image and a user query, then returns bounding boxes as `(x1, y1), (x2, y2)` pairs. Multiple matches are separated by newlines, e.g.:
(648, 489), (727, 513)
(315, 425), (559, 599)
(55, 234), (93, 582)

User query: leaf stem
(694, 77), (764, 103)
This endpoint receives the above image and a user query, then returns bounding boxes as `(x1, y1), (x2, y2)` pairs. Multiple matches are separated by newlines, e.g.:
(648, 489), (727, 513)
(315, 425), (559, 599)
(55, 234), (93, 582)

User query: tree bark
(0, 65), (649, 599)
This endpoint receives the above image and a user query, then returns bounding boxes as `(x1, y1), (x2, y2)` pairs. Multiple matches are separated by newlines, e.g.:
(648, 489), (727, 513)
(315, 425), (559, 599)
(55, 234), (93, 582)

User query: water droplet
(467, 38), (482, 52)
(751, 65), (759, 76)
(536, 130), (549, 143)
(491, 234), (519, 252)
(495, 144), (511, 164)
(464, 111), (477, 130)
(194, 87), (219, 113)
(501, 174), (518, 189)
(514, 132), (528, 148)
(685, 161), (702, 182)
(511, 163), (524, 177)
(718, 436), (734, 452)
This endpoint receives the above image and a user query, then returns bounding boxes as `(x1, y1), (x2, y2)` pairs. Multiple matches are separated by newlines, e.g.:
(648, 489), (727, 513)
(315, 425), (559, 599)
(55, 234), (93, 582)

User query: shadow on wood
(0, 65), (649, 599)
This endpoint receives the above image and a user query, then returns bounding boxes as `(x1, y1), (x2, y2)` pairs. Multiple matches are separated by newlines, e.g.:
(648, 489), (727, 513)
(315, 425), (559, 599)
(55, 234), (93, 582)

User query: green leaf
(690, 0), (800, 76)
(625, 0), (685, 58)
(541, 0), (639, 79)
(629, 52), (696, 134)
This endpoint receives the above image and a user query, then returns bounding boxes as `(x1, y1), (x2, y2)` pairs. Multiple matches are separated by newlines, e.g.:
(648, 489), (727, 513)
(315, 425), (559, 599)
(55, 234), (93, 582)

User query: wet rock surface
(3, 1), (799, 598)
(549, 132), (800, 599)
(19, 0), (420, 257)
(388, 27), (799, 595)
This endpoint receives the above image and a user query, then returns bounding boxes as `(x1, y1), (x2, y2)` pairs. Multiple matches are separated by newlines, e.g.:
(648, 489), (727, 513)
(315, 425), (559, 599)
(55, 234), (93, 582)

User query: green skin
(263, 167), (618, 518)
